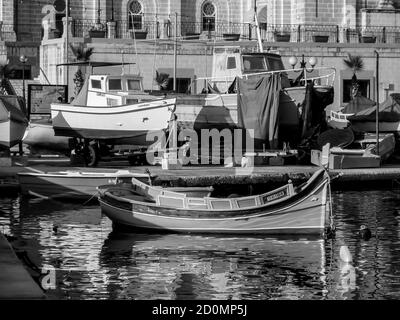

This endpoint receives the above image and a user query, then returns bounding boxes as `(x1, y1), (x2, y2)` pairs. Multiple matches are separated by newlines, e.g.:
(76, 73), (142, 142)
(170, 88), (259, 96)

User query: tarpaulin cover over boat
(300, 83), (334, 142)
(237, 73), (281, 149)
(349, 93), (400, 122)
(0, 95), (27, 124)
(342, 95), (376, 114)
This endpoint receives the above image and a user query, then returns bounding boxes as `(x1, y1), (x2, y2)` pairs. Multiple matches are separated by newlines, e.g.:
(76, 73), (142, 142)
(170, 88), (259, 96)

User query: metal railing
(195, 66), (337, 94)
(2, 20), (400, 44)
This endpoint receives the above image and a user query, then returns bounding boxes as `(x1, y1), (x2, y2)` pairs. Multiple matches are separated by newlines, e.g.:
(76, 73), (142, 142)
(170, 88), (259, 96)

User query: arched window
(128, 0), (143, 30)
(202, 1), (216, 32)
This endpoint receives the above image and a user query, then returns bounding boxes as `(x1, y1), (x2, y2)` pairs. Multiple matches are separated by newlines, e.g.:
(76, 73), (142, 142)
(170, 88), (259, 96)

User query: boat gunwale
(51, 99), (176, 114)
(99, 169), (329, 215)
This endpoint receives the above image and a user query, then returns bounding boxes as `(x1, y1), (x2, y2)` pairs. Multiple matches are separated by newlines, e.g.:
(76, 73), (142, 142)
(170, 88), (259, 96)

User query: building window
(128, 0), (143, 30)
(202, 1), (216, 32)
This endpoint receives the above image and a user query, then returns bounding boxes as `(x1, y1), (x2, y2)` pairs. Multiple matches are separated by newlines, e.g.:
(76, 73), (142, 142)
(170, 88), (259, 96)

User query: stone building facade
(1, 0), (400, 106)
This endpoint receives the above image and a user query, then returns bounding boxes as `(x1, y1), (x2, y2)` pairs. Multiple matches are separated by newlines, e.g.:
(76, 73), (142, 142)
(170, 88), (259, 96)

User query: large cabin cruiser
(173, 46), (336, 148)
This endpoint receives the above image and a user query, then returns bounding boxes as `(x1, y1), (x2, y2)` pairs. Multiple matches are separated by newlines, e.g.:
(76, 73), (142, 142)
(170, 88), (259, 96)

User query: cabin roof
(56, 62), (136, 68)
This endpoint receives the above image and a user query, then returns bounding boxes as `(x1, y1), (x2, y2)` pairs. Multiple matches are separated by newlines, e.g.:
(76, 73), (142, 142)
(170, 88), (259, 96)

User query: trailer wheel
(84, 144), (99, 167)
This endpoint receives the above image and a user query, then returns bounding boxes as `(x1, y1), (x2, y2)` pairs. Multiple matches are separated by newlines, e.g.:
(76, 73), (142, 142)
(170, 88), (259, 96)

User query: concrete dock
(0, 233), (45, 299)
(1, 156), (400, 189)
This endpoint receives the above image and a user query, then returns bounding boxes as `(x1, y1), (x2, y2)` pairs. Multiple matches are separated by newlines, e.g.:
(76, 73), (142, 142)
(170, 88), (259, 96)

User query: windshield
(242, 55), (285, 73)
(242, 55), (267, 73)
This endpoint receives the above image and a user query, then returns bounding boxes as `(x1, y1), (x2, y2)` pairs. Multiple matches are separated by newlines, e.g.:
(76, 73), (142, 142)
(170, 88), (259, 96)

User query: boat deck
(1, 156), (400, 190)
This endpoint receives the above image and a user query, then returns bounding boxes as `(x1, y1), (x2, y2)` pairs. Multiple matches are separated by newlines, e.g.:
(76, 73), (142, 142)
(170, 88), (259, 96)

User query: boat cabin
(86, 74), (152, 106)
(210, 46), (286, 92)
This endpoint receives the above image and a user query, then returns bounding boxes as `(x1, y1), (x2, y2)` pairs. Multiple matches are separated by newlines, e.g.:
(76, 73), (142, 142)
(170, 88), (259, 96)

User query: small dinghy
(18, 169), (213, 200)
(98, 169), (332, 235)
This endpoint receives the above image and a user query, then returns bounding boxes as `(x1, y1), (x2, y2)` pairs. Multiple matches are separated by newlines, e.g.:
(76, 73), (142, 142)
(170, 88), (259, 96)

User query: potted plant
(70, 44), (93, 97)
(130, 29), (148, 39)
(360, 35), (376, 43)
(223, 33), (240, 41)
(312, 34), (329, 42)
(343, 53), (364, 100)
(89, 23), (106, 38)
(274, 31), (290, 42)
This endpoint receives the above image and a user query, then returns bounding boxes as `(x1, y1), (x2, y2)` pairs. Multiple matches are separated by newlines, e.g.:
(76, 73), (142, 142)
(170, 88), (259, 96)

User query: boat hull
(352, 121), (400, 133)
(99, 173), (330, 235)
(51, 99), (176, 146)
(18, 170), (147, 199)
(23, 121), (70, 153)
(0, 119), (28, 148)
(18, 170), (213, 200)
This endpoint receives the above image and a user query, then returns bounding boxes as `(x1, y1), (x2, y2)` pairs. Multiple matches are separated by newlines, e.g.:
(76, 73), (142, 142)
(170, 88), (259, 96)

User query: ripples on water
(1, 190), (400, 300)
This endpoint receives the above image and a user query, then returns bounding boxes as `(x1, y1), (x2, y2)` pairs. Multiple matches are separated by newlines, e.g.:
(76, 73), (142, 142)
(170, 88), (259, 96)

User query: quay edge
(0, 233), (46, 299)
(2, 160), (400, 189)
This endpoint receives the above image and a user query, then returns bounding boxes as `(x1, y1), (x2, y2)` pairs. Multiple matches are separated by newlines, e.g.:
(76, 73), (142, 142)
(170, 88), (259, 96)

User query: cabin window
(91, 79), (102, 89)
(108, 79), (122, 90)
(127, 79), (141, 90)
(128, 0), (143, 30)
(267, 57), (285, 71)
(202, 1), (216, 32)
(242, 56), (267, 73)
(227, 57), (236, 70)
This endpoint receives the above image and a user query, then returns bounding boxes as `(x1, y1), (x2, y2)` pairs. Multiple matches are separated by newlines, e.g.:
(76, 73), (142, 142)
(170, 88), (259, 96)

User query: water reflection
(1, 189), (400, 299)
(99, 232), (328, 300)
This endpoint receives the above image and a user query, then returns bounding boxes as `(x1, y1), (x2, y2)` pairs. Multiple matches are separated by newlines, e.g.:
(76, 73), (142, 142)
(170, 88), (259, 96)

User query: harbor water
(1, 189), (400, 300)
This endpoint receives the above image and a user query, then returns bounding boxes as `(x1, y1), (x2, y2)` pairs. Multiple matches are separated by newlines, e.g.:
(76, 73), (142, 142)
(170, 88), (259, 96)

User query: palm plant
(155, 70), (170, 90)
(70, 44), (94, 97)
(343, 53), (364, 99)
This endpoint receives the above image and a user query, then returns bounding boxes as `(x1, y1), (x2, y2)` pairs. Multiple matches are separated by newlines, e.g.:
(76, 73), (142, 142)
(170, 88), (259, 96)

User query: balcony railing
(2, 20), (400, 45)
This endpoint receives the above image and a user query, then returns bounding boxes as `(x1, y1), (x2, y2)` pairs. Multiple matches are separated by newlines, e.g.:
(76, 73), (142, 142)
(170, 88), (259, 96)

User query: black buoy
(53, 225), (59, 234)
(359, 225), (372, 240)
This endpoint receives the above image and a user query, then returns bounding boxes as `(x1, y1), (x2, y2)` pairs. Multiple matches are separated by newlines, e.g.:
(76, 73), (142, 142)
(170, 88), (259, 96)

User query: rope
(83, 191), (99, 206)
(322, 166), (336, 233)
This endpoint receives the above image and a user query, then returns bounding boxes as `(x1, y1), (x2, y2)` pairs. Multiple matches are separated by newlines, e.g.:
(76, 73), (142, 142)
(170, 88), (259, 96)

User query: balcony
(2, 19), (400, 45)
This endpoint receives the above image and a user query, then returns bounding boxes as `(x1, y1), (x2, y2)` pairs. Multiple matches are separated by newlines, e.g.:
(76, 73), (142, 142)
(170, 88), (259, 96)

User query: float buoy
(339, 245), (353, 263)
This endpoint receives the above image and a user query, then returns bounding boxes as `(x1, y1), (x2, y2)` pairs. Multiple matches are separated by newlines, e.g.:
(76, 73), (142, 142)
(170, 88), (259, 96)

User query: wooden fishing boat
(98, 169), (332, 235)
(18, 169), (213, 200)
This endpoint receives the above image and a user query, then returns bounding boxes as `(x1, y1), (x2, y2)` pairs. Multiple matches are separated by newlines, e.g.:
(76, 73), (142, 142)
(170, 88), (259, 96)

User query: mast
(173, 12), (178, 92)
(254, 0), (263, 53)
(375, 50), (380, 155)
(65, 0), (69, 86)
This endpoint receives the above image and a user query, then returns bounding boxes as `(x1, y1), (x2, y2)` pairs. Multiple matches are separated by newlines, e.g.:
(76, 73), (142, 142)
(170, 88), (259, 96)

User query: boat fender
(358, 225), (372, 240)
(339, 245), (352, 263)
